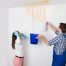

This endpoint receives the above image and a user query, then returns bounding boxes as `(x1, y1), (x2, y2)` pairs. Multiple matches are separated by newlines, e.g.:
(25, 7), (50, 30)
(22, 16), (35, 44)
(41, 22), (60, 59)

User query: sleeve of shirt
(48, 35), (61, 46)
(55, 31), (60, 35)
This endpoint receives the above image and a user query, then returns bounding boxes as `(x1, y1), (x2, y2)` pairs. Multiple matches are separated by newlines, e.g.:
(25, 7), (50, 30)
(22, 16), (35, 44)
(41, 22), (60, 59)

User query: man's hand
(37, 34), (48, 44)
(37, 34), (45, 40)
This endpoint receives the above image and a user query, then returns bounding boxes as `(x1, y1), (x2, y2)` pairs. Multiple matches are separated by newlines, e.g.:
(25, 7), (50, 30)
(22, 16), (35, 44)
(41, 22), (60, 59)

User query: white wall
(46, 4), (66, 25)
(0, 6), (8, 66)
(9, 4), (66, 66)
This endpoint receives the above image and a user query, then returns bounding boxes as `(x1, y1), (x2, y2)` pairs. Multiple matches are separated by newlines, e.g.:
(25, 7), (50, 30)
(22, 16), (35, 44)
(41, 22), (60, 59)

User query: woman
(12, 31), (26, 66)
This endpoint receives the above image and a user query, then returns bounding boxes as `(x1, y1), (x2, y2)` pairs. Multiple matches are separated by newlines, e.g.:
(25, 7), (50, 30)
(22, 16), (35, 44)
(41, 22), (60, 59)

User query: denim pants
(52, 50), (66, 66)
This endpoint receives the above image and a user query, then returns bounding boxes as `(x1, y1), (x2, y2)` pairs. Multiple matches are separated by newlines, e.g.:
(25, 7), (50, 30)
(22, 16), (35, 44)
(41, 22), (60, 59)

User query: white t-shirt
(14, 37), (24, 57)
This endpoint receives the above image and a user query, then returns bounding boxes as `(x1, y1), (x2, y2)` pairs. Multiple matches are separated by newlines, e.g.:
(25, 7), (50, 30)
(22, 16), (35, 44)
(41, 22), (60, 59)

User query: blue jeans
(52, 50), (66, 66)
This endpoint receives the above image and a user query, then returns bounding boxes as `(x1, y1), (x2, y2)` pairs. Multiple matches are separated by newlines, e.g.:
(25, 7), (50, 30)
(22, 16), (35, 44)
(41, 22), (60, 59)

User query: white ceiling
(0, 0), (66, 8)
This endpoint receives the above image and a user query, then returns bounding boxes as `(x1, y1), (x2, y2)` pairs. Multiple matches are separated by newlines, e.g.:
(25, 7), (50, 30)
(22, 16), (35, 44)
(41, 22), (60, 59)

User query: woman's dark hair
(12, 33), (17, 49)
(59, 23), (66, 33)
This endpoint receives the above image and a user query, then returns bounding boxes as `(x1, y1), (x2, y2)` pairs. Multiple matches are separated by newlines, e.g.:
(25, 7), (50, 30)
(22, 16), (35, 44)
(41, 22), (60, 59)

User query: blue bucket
(30, 33), (38, 44)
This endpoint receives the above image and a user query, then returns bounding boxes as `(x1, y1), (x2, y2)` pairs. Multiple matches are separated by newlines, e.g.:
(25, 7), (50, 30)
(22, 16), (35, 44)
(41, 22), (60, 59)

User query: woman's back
(14, 38), (24, 57)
